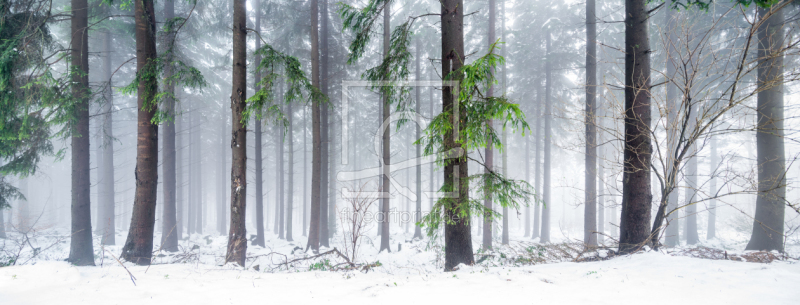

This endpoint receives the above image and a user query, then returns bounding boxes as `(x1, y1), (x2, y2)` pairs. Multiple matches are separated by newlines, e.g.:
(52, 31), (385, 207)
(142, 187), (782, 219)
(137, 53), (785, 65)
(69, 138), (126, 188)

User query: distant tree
(746, 5), (786, 252)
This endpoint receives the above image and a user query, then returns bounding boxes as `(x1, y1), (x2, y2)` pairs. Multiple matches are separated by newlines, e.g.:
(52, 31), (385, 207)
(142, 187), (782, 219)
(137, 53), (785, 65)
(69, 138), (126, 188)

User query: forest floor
(1, 228), (799, 304)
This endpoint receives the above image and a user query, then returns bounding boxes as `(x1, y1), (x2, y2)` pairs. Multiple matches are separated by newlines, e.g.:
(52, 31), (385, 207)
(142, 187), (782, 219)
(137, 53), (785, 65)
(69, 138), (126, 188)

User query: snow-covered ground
(1, 229), (799, 304)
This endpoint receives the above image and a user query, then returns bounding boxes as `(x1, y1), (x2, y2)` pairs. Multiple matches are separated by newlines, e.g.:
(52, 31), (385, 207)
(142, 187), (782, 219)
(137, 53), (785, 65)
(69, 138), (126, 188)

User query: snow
(1, 230), (799, 304)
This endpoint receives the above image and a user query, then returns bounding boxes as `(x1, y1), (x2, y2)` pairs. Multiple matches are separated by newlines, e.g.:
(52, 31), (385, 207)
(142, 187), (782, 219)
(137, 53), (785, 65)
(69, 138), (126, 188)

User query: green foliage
(337, 0), (393, 64)
(0, 1), (63, 206)
(308, 259), (333, 271)
(245, 43), (326, 129)
(417, 44), (538, 239)
(663, 0), (783, 11)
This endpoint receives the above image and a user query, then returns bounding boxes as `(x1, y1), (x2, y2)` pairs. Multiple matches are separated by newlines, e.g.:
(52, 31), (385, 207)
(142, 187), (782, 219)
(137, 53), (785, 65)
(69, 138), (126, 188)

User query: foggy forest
(1, 0), (800, 303)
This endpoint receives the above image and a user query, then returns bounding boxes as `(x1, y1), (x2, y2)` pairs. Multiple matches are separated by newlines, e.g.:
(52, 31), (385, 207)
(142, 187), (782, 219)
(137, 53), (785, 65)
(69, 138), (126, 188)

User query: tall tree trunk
(379, 2), (391, 253)
(303, 106), (308, 236)
(500, 0), (509, 246)
(120, 0), (159, 265)
(429, 84), (434, 212)
(176, 113), (184, 240)
(707, 134), (717, 239)
(541, 30), (552, 243)
(252, 0), (265, 247)
(67, 0), (94, 266)
(307, 0), (322, 253)
(663, 0), (680, 247)
(441, 0), (474, 271)
(618, 0), (652, 254)
(482, 0), (495, 251)
(524, 125), (530, 237)
(274, 123), (281, 234)
(413, 38), (423, 240)
(195, 125), (203, 234)
(187, 112), (195, 234)
(279, 95), (285, 239)
(583, 0), (598, 247)
(160, 0), (178, 252)
(100, 15), (116, 246)
(596, 97), (605, 244)
(746, 6), (785, 252)
(225, 0), (248, 266)
(684, 146), (699, 245)
(287, 100), (295, 241)
(218, 105), (227, 235)
(319, 0), (330, 248)
(533, 84), (541, 239)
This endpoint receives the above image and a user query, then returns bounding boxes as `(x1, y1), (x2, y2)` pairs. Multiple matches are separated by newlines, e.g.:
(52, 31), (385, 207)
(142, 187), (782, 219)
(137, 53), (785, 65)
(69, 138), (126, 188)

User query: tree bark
(160, 0), (178, 252)
(225, 0), (248, 266)
(707, 135), (717, 239)
(319, 0), (330, 248)
(533, 84), (541, 239)
(100, 12), (116, 246)
(541, 30), (552, 243)
(684, 143), (699, 245)
(379, 2), (391, 253)
(583, 0), (598, 247)
(286, 99), (295, 242)
(120, 0), (159, 265)
(746, 6), (785, 252)
(251, 0), (265, 247)
(176, 112), (184, 240)
(303, 106), (308, 236)
(442, 0), (474, 271)
(413, 38), (423, 240)
(67, 0), (94, 266)
(307, 0), (322, 253)
(618, 0), (652, 254)
(482, 0), (495, 251)
(663, 1), (680, 247)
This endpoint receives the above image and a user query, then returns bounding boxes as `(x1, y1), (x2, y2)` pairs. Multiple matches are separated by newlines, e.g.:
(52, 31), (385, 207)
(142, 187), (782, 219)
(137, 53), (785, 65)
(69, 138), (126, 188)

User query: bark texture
(225, 0), (248, 266)
(120, 0), (159, 265)
(619, 0), (652, 254)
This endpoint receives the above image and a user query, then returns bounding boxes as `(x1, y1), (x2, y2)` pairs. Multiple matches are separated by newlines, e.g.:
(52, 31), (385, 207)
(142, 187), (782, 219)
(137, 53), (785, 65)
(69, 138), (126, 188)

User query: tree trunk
(663, 0), (680, 247)
(482, 0), (495, 251)
(583, 0), (598, 247)
(524, 125), (530, 237)
(100, 15), (116, 246)
(442, 0), (474, 271)
(303, 105), (308, 236)
(287, 99), (295, 242)
(618, 0), (652, 254)
(413, 38), (423, 240)
(120, 0), (159, 265)
(195, 124), (203, 234)
(160, 0), (178, 252)
(225, 0), (248, 266)
(541, 30), (552, 243)
(218, 105), (227, 235)
(67, 0), (94, 266)
(307, 0), (322, 253)
(684, 144), (699, 245)
(176, 112), (184, 240)
(279, 102), (285, 240)
(187, 112), (195, 235)
(319, 0), (330, 248)
(707, 135), (717, 239)
(379, 3), (391, 253)
(533, 84), (541, 239)
(251, 0), (265, 247)
(746, 6), (785, 252)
